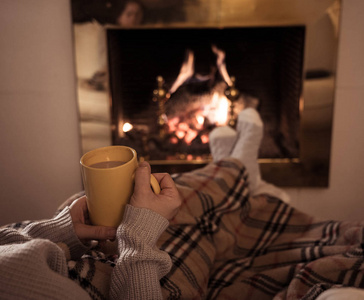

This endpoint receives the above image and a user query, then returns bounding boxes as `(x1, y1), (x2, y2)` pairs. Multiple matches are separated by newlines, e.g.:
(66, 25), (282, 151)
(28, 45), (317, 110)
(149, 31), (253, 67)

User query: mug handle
(150, 174), (161, 194)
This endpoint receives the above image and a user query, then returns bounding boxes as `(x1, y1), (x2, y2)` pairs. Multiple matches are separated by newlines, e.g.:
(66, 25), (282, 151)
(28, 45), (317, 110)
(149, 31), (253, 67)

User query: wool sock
(230, 108), (290, 202)
(230, 107), (263, 192)
(209, 126), (237, 162)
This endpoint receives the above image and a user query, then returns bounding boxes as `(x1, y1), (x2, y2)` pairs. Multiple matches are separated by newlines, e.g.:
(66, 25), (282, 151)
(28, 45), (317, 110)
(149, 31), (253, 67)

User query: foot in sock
(209, 125), (237, 162)
(230, 107), (263, 192)
(230, 108), (290, 202)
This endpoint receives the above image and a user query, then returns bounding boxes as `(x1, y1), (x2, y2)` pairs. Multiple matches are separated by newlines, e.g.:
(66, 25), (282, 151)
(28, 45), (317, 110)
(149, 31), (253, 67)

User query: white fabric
(209, 126), (237, 162)
(77, 86), (110, 123)
(73, 22), (106, 78)
(208, 108), (290, 203)
(317, 287), (364, 300)
(230, 108), (264, 192)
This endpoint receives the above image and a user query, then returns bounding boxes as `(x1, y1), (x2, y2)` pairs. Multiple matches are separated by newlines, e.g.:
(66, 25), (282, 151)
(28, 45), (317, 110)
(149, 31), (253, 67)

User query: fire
(196, 115), (205, 129)
(170, 136), (178, 144)
(201, 134), (209, 144)
(173, 121), (199, 145)
(175, 129), (186, 139)
(204, 92), (229, 126)
(123, 122), (133, 132)
(212, 45), (233, 87)
(184, 129), (198, 145)
(118, 45), (236, 152)
(166, 91), (229, 145)
(167, 117), (179, 132)
(164, 44), (234, 146)
(169, 50), (194, 94)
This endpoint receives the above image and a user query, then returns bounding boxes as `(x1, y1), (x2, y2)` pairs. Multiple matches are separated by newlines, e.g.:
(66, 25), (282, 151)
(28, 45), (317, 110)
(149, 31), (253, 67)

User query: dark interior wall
(71, 0), (120, 24)
(70, 0), (186, 24)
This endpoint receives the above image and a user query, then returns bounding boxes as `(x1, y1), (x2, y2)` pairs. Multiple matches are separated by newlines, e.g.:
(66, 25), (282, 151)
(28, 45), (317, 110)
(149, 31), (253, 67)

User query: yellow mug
(80, 146), (160, 227)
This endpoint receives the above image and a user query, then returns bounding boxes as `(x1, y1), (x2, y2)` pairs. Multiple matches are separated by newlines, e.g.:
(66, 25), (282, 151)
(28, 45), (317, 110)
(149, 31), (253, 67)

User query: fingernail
(139, 161), (149, 168)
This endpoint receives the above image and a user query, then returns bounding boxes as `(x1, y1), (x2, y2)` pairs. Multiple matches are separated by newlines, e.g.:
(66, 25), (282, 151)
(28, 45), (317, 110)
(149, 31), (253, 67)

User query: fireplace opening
(108, 26), (305, 174)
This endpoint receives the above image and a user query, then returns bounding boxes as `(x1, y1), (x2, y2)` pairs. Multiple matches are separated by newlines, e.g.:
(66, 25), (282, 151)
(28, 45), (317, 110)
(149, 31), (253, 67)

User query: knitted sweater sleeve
(109, 205), (172, 300)
(0, 207), (89, 260)
(0, 208), (92, 299)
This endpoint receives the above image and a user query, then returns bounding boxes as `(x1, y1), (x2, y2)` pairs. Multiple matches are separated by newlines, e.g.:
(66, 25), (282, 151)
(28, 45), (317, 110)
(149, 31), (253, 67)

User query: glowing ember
(175, 130), (185, 139)
(184, 129), (198, 145)
(170, 136), (178, 144)
(178, 122), (190, 132)
(196, 115), (205, 129)
(168, 117), (179, 132)
(166, 91), (230, 145)
(201, 134), (209, 144)
(123, 122), (133, 132)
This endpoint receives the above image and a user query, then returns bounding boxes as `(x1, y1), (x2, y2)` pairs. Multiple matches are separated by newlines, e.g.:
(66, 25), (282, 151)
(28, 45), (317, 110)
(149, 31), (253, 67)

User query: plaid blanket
(9, 158), (364, 299)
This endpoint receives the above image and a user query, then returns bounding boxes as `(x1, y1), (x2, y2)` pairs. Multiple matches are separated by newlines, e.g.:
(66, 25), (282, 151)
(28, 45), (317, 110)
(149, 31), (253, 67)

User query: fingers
(134, 161), (152, 196)
(152, 173), (178, 195)
(69, 195), (87, 210)
(130, 162), (181, 220)
(75, 224), (116, 241)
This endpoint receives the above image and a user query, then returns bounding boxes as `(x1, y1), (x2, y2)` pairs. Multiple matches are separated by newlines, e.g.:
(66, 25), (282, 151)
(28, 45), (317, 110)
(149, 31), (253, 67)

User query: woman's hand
(69, 196), (117, 242)
(130, 161), (181, 220)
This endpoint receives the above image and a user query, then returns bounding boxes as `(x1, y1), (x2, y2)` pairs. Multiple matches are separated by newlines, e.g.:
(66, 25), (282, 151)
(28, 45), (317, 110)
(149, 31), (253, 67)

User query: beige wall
(285, 0), (364, 221)
(0, 0), (363, 225)
(0, 0), (82, 225)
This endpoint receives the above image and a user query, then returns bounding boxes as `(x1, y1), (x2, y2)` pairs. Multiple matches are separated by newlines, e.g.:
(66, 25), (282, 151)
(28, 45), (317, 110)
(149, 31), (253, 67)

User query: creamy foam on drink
(90, 161), (126, 169)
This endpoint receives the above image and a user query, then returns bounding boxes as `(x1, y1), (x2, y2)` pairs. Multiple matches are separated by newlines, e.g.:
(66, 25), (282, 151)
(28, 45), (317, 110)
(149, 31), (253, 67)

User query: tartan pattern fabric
(6, 158), (364, 299)
(157, 158), (364, 299)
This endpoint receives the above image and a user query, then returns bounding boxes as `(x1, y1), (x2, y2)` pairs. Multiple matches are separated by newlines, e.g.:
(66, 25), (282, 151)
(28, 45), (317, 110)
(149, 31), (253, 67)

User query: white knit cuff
(119, 205), (169, 246)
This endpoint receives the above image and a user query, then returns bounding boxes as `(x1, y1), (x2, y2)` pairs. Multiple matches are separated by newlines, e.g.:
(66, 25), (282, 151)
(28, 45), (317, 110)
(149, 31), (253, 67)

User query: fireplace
(71, 0), (338, 187)
(107, 20), (334, 187)
(107, 26), (308, 181)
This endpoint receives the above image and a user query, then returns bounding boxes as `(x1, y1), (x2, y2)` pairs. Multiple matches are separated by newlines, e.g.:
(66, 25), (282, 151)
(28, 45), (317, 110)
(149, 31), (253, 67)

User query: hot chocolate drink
(90, 160), (126, 169)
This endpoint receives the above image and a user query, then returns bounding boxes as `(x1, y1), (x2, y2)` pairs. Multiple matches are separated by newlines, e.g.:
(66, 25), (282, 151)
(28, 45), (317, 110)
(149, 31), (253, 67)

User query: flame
(212, 45), (233, 87)
(195, 115), (205, 130)
(161, 44), (236, 149)
(169, 50), (195, 94)
(215, 96), (229, 126)
(196, 115), (204, 125)
(205, 92), (229, 126)
(123, 122), (133, 132)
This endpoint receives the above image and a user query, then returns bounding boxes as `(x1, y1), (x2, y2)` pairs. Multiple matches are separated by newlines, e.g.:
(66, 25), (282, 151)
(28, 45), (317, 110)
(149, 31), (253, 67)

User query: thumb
(75, 224), (116, 241)
(133, 161), (152, 195)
